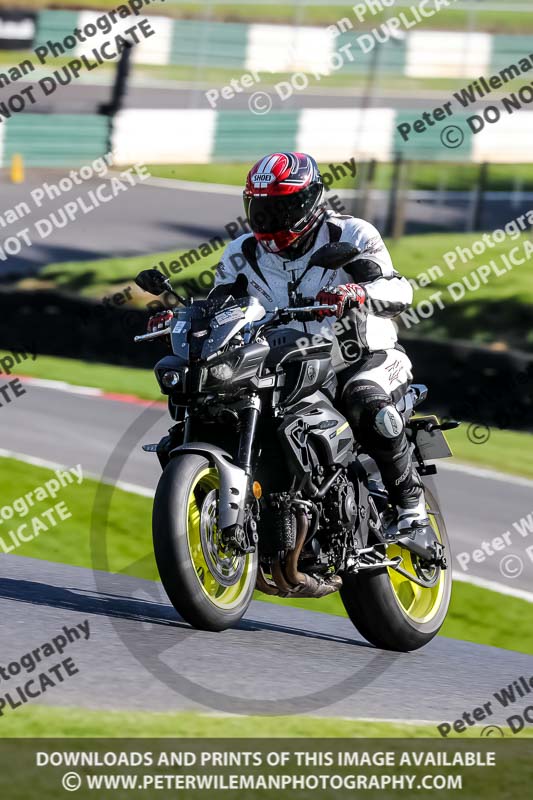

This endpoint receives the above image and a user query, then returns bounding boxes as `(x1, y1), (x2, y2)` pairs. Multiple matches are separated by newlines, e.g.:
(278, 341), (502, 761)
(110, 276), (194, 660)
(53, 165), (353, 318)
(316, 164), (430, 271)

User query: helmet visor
(244, 184), (322, 234)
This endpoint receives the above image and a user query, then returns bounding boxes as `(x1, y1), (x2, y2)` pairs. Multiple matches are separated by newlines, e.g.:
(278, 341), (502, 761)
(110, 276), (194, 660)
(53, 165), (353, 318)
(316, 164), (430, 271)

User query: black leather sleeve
(343, 258), (384, 283)
(208, 273), (249, 300)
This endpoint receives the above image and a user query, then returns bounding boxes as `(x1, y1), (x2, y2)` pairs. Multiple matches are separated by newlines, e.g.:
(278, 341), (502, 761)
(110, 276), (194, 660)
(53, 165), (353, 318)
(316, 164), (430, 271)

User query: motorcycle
(134, 242), (457, 652)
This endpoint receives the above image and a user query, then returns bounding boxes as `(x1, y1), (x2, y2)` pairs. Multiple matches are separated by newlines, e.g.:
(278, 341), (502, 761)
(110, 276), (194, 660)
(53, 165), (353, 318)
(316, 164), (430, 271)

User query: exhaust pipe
(255, 510), (342, 599)
(284, 510), (342, 598)
(256, 564), (287, 596)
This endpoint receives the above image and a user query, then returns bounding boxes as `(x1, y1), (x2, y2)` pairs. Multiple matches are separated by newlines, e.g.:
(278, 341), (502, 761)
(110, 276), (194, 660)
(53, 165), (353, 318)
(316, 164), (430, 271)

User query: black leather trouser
(339, 351), (423, 508)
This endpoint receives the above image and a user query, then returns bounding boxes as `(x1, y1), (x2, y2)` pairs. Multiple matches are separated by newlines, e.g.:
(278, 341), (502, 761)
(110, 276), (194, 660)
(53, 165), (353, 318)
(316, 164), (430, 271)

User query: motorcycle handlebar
(133, 304), (338, 342)
(273, 304), (337, 323)
(134, 327), (171, 343)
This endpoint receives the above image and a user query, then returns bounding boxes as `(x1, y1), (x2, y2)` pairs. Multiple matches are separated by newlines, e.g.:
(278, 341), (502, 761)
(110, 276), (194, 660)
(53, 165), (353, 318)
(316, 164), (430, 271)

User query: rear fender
(169, 443), (247, 529)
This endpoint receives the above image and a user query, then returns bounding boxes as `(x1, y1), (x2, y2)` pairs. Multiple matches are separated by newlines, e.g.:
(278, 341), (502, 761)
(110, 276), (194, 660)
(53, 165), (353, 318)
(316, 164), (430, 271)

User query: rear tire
(340, 485), (452, 651)
(153, 454), (257, 631)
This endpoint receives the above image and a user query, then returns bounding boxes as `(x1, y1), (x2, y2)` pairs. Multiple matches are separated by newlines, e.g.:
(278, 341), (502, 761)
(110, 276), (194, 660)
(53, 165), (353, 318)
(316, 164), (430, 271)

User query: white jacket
(214, 211), (413, 368)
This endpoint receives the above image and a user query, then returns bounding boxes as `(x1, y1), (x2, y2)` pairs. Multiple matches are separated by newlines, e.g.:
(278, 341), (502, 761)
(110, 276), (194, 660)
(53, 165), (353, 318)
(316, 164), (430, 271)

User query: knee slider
(373, 404), (404, 439)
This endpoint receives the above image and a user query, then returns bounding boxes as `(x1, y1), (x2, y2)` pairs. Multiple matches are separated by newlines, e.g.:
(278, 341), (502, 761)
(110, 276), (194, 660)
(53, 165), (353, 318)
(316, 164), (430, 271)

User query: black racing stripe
(366, 298), (409, 318)
(241, 235), (268, 285)
(337, 351), (388, 395)
(391, 380), (411, 405)
(345, 258), (383, 283)
(326, 221), (343, 242)
(341, 378), (391, 404)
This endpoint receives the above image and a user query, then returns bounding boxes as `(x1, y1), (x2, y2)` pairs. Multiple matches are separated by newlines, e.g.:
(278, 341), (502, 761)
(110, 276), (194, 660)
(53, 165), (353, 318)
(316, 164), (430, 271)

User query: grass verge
(2, 704), (532, 738)
(2, 1), (532, 33)
(7, 352), (533, 479)
(17, 223), (533, 351)
(30, 247), (216, 300)
(146, 162), (533, 194)
(1, 456), (532, 658)
(3, 48), (530, 96)
(8, 354), (162, 401)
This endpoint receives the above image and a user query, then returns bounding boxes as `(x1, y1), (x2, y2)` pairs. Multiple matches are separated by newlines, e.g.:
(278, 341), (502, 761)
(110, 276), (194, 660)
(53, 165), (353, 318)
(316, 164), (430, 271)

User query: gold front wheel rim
(186, 467), (254, 610)
(386, 505), (447, 624)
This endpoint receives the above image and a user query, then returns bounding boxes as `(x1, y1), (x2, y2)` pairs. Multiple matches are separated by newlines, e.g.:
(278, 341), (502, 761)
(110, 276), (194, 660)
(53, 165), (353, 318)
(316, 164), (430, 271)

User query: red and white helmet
(243, 152), (326, 254)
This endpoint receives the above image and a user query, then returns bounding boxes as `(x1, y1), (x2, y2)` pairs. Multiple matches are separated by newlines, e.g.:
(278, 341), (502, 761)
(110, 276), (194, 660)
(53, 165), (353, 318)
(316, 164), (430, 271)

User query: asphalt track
(2, 174), (532, 279)
(9, 79), (511, 113)
(1, 383), (533, 594)
(1, 552), (533, 721)
(0, 382), (532, 719)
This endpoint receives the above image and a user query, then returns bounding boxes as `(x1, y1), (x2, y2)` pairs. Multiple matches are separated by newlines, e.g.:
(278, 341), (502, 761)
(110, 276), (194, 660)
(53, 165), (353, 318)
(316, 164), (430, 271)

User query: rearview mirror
(135, 269), (170, 296)
(308, 242), (360, 271)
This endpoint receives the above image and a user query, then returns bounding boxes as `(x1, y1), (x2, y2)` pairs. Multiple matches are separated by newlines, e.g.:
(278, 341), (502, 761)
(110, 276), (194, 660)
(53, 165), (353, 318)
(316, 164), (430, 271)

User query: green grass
(3, 704), (532, 739)
(0, 705), (455, 738)
(33, 246), (219, 300)
(389, 230), (533, 350)
(1, 48), (508, 94)
(135, 62), (506, 92)
(7, 353), (162, 401)
(10, 351), (533, 479)
(0, 456), (156, 579)
(23, 223), (533, 352)
(1, 455), (532, 658)
(2, 712), (531, 800)
(445, 426), (533, 481)
(147, 161), (533, 193)
(3, 0), (532, 33)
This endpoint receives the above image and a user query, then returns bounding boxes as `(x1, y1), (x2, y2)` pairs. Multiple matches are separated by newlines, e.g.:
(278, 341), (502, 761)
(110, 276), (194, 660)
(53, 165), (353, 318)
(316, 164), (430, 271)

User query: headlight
(161, 370), (180, 388)
(209, 362), (234, 381)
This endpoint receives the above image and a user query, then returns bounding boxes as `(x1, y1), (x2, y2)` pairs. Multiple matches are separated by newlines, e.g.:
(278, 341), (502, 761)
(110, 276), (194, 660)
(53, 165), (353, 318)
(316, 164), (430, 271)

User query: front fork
(222, 394), (261, 555)
(236, 395), (261, 475)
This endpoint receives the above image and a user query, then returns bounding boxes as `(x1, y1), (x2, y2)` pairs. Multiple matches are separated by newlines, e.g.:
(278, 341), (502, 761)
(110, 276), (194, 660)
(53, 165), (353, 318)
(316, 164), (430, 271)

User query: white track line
(2, 448), (532, 602)
(0, 449), (154, 498)
(453, 571), (533, 604)
(20, 376), (104, 396)
(122, 174), (243, 196)
(14, 379), (533, 490)
(438, 459), (533, 489)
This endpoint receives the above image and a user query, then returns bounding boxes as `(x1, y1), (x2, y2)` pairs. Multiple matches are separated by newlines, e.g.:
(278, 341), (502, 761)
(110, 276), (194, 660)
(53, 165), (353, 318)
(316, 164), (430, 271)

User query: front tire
(153, 454), (257, 631)
(340, 485), (452, 651)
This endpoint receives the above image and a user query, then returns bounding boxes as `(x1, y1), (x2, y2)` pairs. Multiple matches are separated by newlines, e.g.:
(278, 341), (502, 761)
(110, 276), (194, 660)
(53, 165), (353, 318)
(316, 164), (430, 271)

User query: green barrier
(169, 20), (249, 68)
(213, 110), (299, 160)
(393, 111), (475, 160)
(4, 115), (110, 167)
(34, 9), (80, 54)
(334, 33), (408, 75)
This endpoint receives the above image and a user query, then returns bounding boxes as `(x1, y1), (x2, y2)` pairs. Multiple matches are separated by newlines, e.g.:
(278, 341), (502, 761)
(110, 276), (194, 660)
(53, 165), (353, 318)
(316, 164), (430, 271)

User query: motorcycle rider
(150, 152), (428, 534)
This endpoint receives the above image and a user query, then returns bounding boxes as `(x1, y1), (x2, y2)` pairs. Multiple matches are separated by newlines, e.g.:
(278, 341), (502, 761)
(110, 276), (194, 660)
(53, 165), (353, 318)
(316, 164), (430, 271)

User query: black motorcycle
(134, 243), (456, 652)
